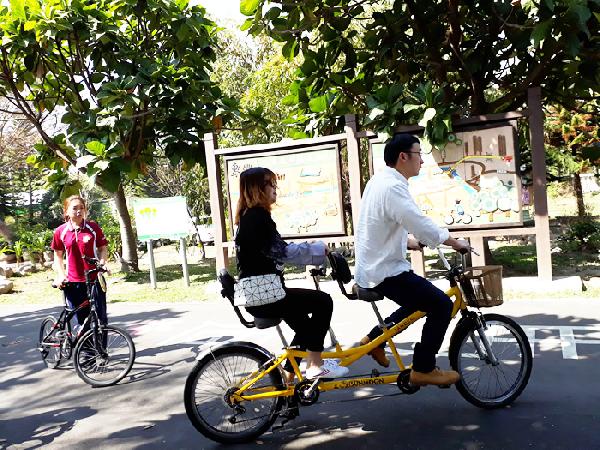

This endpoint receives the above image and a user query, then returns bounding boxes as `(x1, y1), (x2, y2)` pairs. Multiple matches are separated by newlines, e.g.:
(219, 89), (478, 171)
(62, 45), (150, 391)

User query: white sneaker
(305, 359), (349, 379)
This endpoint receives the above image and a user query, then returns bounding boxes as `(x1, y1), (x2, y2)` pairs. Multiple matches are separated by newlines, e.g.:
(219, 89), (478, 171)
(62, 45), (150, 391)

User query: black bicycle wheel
(38, 316), (62, 369)
(184, 344), (284, 444)
(73, 325), (136, 387)
(449, 313), (532, 409)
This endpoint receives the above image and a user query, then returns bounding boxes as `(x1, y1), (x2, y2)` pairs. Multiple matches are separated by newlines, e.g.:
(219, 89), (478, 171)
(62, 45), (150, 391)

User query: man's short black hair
(384, 133), (420, 167)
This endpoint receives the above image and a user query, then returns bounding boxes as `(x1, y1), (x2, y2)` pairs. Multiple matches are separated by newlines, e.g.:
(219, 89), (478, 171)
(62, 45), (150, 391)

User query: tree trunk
(573, 173), (586, 217)
(113, 183), (139, 272)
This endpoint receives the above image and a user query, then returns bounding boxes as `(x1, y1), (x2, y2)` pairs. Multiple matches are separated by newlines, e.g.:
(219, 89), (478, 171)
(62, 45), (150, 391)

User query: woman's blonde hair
(63, 195), (87, 221)
(234, 167), (276, 225)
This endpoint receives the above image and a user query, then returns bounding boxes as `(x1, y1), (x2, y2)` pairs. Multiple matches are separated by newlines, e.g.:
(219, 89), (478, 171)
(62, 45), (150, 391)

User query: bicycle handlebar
(51, 256), (107, 288)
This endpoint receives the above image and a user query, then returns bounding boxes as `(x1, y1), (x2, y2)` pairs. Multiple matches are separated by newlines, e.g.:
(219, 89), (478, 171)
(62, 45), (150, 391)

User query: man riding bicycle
(355, 133), (469, 386)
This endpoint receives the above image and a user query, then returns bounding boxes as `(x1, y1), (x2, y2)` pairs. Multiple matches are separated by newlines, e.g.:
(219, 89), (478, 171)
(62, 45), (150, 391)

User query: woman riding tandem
(51, 195), (109, 330)
(234, 167), (348, 380)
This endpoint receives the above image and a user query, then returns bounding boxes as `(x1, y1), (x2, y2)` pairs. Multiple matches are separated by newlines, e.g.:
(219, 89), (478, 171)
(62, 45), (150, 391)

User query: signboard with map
(225, 145), (345, 237)
(371, 124), (522, 229)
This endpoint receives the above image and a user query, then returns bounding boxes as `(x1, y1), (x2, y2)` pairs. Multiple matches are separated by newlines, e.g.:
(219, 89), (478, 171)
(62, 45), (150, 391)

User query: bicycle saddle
(253, 317), (283, 329)
(352, 285), (384, 302)
(328, 251), (352, 283)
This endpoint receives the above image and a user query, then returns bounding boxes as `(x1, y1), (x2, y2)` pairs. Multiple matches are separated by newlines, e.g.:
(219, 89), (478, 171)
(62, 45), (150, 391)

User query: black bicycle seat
(351, 285), (384, 302)
(328, 252), (352, 283)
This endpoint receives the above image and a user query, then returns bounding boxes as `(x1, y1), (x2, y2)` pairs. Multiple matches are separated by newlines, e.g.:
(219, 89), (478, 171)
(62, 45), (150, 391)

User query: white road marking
(523, 325), (600, 360)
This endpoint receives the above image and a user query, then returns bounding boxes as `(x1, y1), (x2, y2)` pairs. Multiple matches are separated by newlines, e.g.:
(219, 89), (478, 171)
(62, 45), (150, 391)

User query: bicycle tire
(184, 343), (284, 444)
(449, 313), (532, 409)
(39, 316), (62, 369)
(73, 325), (136, 387)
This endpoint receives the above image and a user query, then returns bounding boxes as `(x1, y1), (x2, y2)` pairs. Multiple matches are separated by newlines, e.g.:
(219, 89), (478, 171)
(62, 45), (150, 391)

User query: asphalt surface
(2, 281), (600, 449)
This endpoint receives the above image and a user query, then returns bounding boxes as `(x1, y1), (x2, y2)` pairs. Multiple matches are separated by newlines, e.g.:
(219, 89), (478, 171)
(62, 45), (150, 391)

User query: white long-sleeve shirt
(355, 166), (450, 288)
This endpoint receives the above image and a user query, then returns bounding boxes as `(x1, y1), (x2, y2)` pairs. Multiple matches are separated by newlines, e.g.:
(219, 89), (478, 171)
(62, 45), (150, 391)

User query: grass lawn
(0, 246), (234, 305)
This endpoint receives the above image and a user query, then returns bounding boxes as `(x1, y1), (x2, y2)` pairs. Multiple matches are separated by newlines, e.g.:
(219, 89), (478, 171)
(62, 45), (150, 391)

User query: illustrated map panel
(226, 146), (345, 237)
(372, 125), (521, 228)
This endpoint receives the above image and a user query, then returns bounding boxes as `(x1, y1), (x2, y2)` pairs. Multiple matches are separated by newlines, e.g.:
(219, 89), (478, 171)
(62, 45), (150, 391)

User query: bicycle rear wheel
(184, 344), (284, 444)
(449, 313), (532, 408)
(38, 316), (62, 369)
(73, 325), (136, 387)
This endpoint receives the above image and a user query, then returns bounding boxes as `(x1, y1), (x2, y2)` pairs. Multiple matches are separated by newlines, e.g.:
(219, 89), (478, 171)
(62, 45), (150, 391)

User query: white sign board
(131, 196), (191, 241)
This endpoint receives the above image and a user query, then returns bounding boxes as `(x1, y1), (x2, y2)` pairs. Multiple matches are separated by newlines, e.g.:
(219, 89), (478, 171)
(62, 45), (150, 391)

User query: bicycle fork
(469, 317), (500, 366)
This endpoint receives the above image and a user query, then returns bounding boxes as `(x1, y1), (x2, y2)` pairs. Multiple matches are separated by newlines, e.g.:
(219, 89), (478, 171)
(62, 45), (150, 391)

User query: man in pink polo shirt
(52, 195), (109, 329)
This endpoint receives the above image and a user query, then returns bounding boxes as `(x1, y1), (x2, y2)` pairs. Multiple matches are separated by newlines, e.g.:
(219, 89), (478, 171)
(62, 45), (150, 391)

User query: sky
(192, 0), (246, 25)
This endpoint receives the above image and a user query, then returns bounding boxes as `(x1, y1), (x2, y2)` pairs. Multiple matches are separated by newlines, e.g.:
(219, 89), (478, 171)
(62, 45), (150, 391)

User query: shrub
(558, 219), (600, 252)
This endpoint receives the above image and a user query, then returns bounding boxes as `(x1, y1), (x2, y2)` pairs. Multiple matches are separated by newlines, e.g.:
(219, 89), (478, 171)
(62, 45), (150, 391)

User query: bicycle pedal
(437, 384), (452, 389)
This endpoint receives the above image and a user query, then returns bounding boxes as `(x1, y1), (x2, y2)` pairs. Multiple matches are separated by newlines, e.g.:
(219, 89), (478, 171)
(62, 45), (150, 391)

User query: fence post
(344, 114), (363, 233)
(528, 87), (552, 280)
(204, 132), (229, 274)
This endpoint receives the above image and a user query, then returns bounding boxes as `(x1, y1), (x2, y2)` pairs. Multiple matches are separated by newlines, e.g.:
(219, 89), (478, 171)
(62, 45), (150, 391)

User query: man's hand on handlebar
(443, 237), (471, 254)
(453, 239), (471, 255)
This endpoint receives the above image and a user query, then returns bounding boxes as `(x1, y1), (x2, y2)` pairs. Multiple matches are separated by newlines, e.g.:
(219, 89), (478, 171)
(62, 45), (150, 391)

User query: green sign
(131, 196), (191, 241)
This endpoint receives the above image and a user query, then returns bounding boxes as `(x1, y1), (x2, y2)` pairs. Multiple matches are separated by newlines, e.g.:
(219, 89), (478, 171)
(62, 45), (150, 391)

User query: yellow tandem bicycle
(184, 249), (532, 444)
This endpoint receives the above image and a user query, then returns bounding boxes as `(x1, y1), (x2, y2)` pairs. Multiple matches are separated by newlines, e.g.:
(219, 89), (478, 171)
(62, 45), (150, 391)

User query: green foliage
(93, 202), (121, 260)
(545, 102), (600, 175)
(558, 218), (600, 252)
(211, 31), (299, 146)
(0, 0), (240, 192)
(245, 0), (600, 139)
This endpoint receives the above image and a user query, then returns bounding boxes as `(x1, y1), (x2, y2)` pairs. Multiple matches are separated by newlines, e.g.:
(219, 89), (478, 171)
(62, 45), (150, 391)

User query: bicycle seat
(352, 285), (384, 302)
(253, 317), (283, 329)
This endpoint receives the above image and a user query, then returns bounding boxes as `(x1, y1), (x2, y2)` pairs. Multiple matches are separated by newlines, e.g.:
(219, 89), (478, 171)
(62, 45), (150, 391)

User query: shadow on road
(0, 407), (96, 449)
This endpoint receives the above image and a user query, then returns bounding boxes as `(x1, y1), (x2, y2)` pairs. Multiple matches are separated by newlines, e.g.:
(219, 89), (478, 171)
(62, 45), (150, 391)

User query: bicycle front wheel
(449, 313), (532, 409)
(184, 344), (284, 444)
(38, 316), (62, 369)
(73, 325), (136, 387)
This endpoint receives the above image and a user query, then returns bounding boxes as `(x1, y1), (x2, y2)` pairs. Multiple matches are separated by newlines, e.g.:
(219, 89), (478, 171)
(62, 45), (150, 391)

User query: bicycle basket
(460, 265), (503, 308)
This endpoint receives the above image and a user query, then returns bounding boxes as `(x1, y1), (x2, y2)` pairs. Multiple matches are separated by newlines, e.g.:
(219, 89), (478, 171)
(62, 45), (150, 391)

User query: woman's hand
(99, 258), (111, 275)
(53, 276), (66, 288)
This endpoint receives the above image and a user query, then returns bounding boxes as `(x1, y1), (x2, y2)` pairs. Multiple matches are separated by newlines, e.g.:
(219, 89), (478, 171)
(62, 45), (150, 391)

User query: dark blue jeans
(366, 271), (453, 373)
(64, 281), (108, 331)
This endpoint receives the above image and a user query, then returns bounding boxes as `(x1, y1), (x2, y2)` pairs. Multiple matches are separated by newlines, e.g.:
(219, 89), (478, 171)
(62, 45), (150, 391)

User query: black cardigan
(235, 207), (286, 279)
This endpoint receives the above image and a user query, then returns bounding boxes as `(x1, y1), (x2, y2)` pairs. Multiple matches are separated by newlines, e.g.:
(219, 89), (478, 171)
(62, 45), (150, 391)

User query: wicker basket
(460, 265), (503, 308)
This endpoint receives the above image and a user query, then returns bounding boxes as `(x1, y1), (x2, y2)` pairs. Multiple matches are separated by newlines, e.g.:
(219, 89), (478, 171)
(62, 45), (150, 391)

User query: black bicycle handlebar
(51, 256), (107, 288)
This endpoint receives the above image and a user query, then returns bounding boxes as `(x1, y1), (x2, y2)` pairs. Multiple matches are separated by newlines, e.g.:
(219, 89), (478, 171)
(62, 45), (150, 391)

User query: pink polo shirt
(51, 220), (108, 282)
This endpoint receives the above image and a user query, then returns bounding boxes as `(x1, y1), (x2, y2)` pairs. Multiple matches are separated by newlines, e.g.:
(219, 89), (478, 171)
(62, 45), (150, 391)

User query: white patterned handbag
(233, 274), (286, 307)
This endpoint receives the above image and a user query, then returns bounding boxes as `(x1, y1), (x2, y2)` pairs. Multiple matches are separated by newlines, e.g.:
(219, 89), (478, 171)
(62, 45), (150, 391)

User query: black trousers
(247, 288), (333, 371)
(64, 281), (108, 330)
(366, 271), (453, 373)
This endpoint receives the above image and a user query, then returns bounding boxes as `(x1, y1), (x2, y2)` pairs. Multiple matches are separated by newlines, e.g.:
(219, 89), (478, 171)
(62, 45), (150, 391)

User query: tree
(210, 30), (299, 147)
(0, 101), (46, 223)
(242, 0), (599, 148)
(544, 101), (600, 216)
(0, 0), (239, 271)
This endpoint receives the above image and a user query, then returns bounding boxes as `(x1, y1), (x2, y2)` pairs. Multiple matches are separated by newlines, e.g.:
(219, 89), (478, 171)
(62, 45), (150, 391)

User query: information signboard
(131, 196), (191, 241)
(225, 145), (345, 237)
(371, 124), (522, 229)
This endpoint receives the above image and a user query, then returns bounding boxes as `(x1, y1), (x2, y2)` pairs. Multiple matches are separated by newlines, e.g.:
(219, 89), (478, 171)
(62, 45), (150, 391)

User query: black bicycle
(38, 256), (136, 387)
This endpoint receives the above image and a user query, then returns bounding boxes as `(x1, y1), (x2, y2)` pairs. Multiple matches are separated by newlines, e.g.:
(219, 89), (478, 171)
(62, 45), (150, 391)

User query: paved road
(2, 284), (600, 449)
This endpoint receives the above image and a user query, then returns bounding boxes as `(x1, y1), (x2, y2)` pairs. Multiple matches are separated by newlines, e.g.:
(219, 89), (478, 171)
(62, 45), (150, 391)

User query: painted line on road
(523, 325), (600, 360)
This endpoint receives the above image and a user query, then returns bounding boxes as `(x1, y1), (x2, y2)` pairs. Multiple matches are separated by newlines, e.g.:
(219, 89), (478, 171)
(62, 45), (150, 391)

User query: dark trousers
(247, 288), (333, 371)
(366, 271), (453, 373)
(64, 281), (108, 331)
